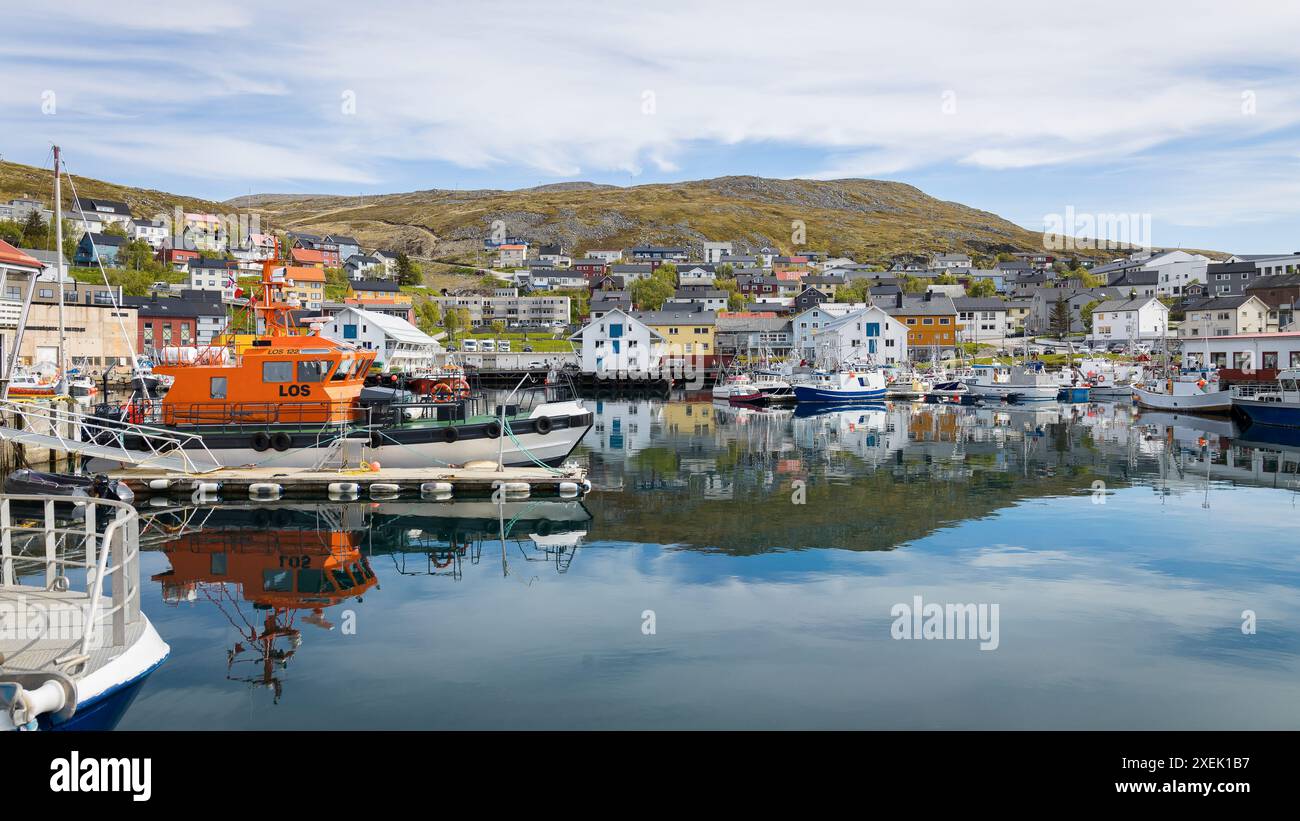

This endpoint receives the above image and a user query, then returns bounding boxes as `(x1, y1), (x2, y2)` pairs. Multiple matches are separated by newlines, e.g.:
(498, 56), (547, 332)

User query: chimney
(895, 292), (903, 308)
(924, 290), (933, 301)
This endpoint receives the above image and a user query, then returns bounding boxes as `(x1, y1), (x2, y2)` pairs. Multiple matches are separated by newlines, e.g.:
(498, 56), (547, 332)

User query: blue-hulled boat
(1232, 368), (1300, 428)
(793, 368), (887, 402)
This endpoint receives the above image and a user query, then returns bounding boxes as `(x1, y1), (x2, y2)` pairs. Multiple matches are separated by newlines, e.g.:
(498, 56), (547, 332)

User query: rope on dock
(503, 420), (568, 475)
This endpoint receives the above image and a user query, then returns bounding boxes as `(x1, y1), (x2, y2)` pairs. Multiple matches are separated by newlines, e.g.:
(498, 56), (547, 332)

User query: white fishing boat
(793, 368), (887, 402)
(712, 372), (764, 403)
(1, 495), (169, 730)
(1131, 371), (1232, 414)
(961, 363), (1060, 401)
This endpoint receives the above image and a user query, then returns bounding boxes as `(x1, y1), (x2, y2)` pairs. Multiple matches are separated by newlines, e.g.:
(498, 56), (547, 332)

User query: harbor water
(118, 397), (1300, 729)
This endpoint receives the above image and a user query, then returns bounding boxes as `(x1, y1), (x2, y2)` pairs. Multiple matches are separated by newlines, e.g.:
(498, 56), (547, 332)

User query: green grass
(453, 331), (571, 352)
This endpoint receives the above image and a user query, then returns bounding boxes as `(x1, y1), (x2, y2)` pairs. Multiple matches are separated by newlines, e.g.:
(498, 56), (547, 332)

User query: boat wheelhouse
(961, 363), (1059, 401)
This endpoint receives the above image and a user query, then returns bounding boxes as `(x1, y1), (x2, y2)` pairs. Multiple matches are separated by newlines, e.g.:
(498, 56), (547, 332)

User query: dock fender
(443, 425), (460, 443)
(271, 432), (292, 452)
(252, 432), (272, 452)
(485, 421), (503, 439)
(535, 415), (553, 435)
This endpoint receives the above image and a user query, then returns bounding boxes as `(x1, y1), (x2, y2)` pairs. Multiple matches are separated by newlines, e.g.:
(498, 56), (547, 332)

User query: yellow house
(632, 307), (718, 365)
(347, 279), (411, 305)
(284, 265), (325, 311)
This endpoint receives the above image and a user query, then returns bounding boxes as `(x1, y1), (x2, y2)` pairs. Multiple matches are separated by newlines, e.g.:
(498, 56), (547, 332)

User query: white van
(480, 339), (496, 353)
(462, 338), (478, 352)
(497, 339), (511, 353)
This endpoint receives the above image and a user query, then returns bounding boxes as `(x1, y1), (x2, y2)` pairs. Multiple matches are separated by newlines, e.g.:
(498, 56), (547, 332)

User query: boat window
(332, 355), (355, 381)
(263, 361), (294, 383)
(262, 569), (292, 592)
(210, 376), (227, 399)
(332, 568), (355, 591)
(297, 568), (330, 594)
(297, 360), (333, 382)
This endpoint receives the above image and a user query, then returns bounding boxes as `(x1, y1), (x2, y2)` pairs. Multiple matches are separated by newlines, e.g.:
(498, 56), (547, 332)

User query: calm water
(120, 398), (1300, 729)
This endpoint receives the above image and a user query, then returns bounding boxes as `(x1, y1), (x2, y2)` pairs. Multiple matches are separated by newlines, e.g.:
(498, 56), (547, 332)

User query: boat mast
(53, 145), (66, 384)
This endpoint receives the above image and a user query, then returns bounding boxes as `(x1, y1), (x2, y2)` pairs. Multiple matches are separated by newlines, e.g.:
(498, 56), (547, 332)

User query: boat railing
(1231, 382), (1283, 400)
(2, 399), (219, 473)
(156, 400), (367, 430)
(0, 494), (142, 658)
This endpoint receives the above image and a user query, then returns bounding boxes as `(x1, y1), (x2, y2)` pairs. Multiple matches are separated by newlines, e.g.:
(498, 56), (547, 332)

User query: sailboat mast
(53, 145), (66, 378)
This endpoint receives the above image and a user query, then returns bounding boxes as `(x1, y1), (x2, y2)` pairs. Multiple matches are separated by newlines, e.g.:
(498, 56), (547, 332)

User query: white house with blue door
(809, 306), (908, 366)
(568, 308), (665, 376)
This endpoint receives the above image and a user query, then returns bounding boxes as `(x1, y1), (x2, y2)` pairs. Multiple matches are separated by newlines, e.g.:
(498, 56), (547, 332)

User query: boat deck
(0, 587), (141, 678)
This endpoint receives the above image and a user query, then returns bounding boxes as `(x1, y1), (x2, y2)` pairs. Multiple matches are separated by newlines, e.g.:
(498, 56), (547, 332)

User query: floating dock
(109, 462), (592, 501)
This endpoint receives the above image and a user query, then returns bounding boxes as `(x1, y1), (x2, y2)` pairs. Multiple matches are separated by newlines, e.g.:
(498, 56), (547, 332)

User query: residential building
(676, 264), (716, 286)
(320, 305), (442, 371)
(537, 244), (570, 267)
(590, 290), (633, 319)
(328, 235), (361, 265)
(431, 292), (570, 326)
(130, 219), (168, 249)
(157, 247), (200, 271)
(953, 297), (1010, 342)
(1178, 331), (1300, 373)
(573, 258), (608, 279)
(584, 249), (623, 264)
(282, 265), (325, 310)
(72, 233), (126, 267)
(793, 287), (830, 311)
(802, 274), (845, 298)
(1204, 261), (1261, 296)
(882, 292), (960, 356)
(627, 246), (689, 263)
(188, 257), (241, 300)
(495, 244), (528, 268)
(346, 279), (413, 322)
(1229, 252), (1300, 277)
(714, 313), (793, 358)
(810, 305), (908, 365)
(1245, 273), (1300, 330)
(0, 198), (51, 226)
(1087, 297), (1170, 344)
(630, 306), (718, 367)
(182, 213), (227, 252)
(1180, 295), (1272, 338)
(569, 309), (664, 376)
(703, 242), (733, 264)
(791, 303), (868, 358)
(931, 253), (972, 270)
(290, 247), (327, 269)
(72, 198), (133, 228)
(125, 292), (201, 352)
(344, 255), (384, 280)
(1027, 287), (1120, 336)
(666, 288), (729, 312)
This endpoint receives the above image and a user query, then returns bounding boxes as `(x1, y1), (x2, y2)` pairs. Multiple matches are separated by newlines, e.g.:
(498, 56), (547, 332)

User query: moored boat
(961, 363), (1059, 401)
(793, 368), (887, 402)
(1131, 370), (1232, 414)
(1231, 368), (1300, 428)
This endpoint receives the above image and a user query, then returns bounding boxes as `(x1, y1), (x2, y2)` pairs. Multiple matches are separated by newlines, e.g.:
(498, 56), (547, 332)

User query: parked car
(462, 339), (478, 352)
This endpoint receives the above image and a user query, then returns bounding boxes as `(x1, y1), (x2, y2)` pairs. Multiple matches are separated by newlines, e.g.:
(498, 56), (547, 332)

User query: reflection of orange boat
(151, 509), (377, 702)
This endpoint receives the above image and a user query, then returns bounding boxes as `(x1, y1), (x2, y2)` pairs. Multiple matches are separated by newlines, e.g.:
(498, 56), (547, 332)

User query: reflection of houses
(587, 398), (659, 455)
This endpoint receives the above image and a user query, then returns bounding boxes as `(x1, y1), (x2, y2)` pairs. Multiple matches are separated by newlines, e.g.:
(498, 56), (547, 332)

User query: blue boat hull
(793, 386), (887, 403)
(1235, 400), (1300, 428)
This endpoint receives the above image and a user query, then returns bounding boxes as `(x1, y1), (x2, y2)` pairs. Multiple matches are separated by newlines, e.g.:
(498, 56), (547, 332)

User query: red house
(573, 258), (608, 279)
(157, 248), (200, 270)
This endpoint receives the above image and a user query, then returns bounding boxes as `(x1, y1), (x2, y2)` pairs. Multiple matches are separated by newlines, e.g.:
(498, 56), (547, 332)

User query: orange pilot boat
(88, 243), (593, 471)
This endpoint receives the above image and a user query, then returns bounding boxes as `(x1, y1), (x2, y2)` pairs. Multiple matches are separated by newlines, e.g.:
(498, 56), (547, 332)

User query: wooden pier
(109, 462), (592, 500)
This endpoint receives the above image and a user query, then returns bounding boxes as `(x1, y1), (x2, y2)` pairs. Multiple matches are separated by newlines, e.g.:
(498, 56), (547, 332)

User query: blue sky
(3, 0), (1300, 253)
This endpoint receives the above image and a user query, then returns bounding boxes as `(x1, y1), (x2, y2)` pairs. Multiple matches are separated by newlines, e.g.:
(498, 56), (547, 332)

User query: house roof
(1091, 297), (1164, 313)
(952, 297), (1008, 311)
(883, 294), (957, 316)
(567, 309), (666, 341)
(74, 197), (132, 216)
(81, 232), (127, 247)
(1246, 273), (1300, 289)
(351, 278), (400, 292)
(291, 247), (326, 264)
(0, 239), (44, 269)
(286, 265), (325, 282)
(190, 257), (240, 270)
(1183, 295), (1263, 311)
(334, 306), (440, 348)
(123, 292), (224, 319)
(631, 307), (718, 325)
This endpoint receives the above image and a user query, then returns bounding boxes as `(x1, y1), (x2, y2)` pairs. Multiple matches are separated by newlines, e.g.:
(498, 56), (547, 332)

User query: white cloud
(4, 0), (1300, 210)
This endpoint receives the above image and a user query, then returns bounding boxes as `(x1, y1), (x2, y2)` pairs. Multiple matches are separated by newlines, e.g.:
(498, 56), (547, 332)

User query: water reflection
(120, 398), (1300, 729)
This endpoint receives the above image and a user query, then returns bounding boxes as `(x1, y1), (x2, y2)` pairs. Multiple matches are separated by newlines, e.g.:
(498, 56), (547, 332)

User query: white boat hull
(1131, 385), (1231, 413)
